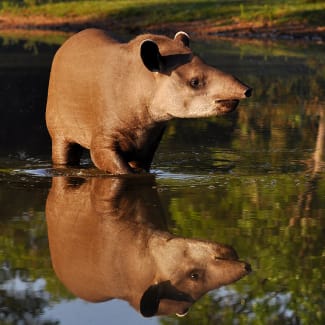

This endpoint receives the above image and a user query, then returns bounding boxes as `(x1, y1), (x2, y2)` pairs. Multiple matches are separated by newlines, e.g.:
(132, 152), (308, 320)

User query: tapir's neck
(81, 225), (174, 306)
(112, 229), (174, 309)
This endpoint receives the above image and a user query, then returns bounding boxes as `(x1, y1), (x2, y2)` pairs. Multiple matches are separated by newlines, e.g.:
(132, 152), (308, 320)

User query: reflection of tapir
(46, 176), (251, 317)
(46, 29), (252, 174)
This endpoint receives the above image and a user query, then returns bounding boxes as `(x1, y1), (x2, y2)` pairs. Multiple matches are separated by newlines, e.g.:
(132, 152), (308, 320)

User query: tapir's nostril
(244, 88), (253, 98)
(244, 262), (252, 273)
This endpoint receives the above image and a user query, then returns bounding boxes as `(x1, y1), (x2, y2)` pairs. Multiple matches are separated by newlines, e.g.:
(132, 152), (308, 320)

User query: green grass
(237, 1), (325, 25)
(0, 0), (324, 29)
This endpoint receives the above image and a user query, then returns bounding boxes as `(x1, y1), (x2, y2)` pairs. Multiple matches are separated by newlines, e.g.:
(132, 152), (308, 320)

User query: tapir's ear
(140, 39), (162, 72)
(174, 31), (190, 48)
(140, 281), (194, 317)
(140, 284), (160, 317)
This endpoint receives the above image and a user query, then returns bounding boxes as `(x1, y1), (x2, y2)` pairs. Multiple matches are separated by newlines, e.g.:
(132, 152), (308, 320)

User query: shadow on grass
(281, 8), (325, 26)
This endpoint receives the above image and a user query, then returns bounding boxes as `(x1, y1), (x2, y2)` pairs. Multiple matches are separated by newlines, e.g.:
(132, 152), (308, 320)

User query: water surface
(0, 32), (324, 324)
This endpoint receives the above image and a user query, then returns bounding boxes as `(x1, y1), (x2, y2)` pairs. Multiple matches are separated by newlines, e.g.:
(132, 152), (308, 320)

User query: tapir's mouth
(216, 99), (239, 114)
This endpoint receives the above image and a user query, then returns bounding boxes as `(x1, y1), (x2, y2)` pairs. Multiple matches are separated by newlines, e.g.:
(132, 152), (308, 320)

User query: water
(0, 32), (324, 324)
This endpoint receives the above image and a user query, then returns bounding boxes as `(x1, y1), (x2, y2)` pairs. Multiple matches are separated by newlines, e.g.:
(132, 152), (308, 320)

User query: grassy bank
(0, 0), (324, 32)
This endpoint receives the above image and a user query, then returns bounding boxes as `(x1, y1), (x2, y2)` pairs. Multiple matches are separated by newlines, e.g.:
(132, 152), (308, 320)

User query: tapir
(46, 29), (252, 174)
(46, 176), (251, 317)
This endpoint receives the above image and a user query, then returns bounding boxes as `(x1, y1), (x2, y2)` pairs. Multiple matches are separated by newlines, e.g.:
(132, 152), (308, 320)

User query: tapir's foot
(90, 147), (134, 174)
(128, 161), (149, 174)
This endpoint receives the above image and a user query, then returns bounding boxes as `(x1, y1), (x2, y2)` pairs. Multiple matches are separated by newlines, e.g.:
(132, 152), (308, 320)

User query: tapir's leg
(134, 126), (166, 172)
(51, 137), (83, 166)
(129, 155), (155, 173)
(51, 137), (69, 165)
(90, 135), (133, 174)
(90, 147), (133, 174)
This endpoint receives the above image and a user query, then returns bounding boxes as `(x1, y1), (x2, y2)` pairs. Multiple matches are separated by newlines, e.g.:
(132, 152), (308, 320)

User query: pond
(0, 31), (324, 325)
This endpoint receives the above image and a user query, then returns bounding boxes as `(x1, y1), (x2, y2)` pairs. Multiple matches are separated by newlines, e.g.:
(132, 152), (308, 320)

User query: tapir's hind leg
(51, 137), (83, 166)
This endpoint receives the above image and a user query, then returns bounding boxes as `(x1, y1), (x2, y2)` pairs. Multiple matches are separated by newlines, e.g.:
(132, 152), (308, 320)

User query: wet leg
(90, 146), (133, 174)
(51, 137), (83, 166)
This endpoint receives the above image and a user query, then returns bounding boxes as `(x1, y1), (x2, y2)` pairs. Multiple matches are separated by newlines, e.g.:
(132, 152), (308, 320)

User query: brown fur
(46, 176), (251, 317)
(46, 29), (252, 174)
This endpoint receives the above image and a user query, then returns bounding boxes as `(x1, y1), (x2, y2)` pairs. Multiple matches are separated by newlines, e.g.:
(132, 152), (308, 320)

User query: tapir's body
(46, 29), (251, 174)
(46, 176), (251, 317)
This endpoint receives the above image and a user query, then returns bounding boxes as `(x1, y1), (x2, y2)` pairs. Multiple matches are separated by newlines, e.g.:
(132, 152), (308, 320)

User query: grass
(0, 0), (324, 30)
(237, 1), (325, 25)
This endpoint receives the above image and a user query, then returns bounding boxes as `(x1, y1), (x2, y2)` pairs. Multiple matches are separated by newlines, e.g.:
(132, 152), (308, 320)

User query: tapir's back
(46, 29), (120, 148)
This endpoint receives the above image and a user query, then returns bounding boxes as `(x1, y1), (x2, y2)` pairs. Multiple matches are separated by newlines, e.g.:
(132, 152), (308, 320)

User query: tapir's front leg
(51, 136), (83, 166)
(90, 134), (134, 174)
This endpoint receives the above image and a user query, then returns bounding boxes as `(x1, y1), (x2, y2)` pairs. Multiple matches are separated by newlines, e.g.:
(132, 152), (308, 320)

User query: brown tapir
(46, 176), (251, 317)
(46, 29), (252, 174)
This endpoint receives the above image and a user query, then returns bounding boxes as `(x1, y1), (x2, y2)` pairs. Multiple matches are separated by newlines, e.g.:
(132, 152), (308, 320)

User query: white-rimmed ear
(140, 281), (194, 317)
(174, 31), (190, 47)
(140, 39), (162, 72)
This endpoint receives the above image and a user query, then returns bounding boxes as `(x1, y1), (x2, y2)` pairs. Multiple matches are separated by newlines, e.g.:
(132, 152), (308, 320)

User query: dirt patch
(148, 20), (325, 43)
(0, 14), (98, 31)
(207, 22), (325, 42)
(0, 14), (324, 42)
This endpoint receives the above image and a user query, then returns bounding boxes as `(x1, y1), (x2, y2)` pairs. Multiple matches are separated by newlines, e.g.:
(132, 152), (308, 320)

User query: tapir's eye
(189, 77), (200, 89)
(189, 271), (200, 281)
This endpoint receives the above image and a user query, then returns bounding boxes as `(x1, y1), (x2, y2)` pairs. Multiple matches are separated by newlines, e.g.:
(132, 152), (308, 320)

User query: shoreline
(0, 14), (324, 43)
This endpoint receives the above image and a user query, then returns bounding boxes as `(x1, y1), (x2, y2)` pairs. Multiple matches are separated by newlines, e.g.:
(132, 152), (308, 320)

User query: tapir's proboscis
(46, 176), (251, 317)
(46, 29), (252, 174)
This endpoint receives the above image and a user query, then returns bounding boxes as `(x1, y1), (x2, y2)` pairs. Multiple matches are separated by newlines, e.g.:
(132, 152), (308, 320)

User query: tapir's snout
(244, 262), (252, 273)
(213, 77), (252, 114)
(209, 66), (252, 100)
(220, 73), (253, 100)
(233, 80), (253, 99)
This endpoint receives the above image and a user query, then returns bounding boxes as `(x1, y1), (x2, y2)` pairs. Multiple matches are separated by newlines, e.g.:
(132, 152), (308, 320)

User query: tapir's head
(139, 31), (252, 120)
(140, 237), (251, 317)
